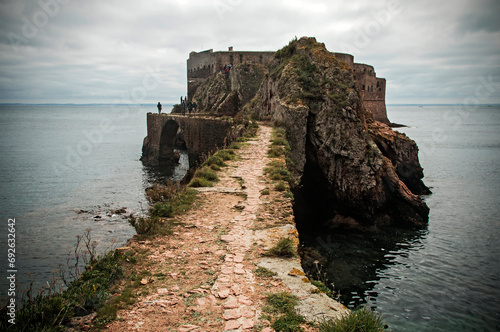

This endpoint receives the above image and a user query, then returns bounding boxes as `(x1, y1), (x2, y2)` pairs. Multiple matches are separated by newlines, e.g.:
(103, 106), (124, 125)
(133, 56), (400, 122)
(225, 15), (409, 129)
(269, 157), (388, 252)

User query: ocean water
(299, 105), (500, 331)
(1, 104), (499, 331)
(0, 104), (186, 299)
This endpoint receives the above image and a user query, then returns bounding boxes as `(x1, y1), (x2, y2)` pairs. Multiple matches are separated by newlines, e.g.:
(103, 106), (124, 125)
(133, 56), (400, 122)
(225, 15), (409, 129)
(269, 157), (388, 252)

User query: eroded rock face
(252, 37), (430, 229)
(192, 63), (267, 116)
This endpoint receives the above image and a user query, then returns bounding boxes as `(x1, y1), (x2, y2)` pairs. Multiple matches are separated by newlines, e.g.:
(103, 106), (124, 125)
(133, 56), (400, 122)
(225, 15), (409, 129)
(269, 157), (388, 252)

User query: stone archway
(159, 119), (180, 164)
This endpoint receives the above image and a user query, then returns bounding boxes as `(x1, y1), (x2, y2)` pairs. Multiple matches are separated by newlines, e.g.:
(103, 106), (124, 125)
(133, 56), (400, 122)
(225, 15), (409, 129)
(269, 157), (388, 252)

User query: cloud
(0, 0), (499, 104)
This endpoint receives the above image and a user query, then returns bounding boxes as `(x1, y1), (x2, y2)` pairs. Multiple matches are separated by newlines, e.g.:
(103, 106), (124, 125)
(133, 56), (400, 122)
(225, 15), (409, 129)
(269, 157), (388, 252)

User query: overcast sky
(0, 0), (499, 104)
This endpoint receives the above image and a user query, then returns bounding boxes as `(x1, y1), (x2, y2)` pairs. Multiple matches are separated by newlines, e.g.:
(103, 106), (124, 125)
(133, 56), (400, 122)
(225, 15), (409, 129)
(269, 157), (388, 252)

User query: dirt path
(103, 124), (346, 332)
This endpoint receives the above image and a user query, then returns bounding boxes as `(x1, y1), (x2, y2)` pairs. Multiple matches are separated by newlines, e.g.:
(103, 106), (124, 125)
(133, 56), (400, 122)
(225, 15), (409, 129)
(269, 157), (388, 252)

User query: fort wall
(187, 47), (274, 80)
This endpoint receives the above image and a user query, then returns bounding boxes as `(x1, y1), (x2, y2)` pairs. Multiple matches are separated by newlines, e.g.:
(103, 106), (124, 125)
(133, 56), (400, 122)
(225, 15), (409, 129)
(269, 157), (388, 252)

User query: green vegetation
(0, 243), (123, 331)
(132, 182), (198, 235)
(273, 37), (354, 113)
(274, 181), (287, 192)
(265, 127), (296, 200)
(255, 266), (278, 278)
(263, 292), (306, 332)
(1, 154), (203, 331)
(265, 237), (297, 258)
(150, 202), (173, 218)
(293, 54), (323, 105)
(311, 280), (335, 298)
(129, 215), (162, 235)
(188, 166), (219, 187)
(188, 120), (258, 188)
(319, 307), (387, 332)
(267, 145), (285, 158)
(275, 37), (299, 59)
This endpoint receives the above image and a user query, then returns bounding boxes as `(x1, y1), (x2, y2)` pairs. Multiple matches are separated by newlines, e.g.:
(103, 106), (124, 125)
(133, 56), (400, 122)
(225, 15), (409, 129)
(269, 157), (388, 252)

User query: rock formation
(185, 36), (430, 229)
(250, 37), (429, 229)
(191, 63), (267, 116)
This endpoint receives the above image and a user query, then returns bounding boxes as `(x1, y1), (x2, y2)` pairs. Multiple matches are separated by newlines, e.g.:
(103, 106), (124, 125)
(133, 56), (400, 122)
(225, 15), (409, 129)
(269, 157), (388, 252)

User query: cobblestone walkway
(104, 124), (346, 332)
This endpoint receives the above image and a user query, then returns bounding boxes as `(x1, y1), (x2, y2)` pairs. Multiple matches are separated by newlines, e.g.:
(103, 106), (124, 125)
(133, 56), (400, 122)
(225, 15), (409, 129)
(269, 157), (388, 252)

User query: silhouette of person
(157, 102), (162, 114)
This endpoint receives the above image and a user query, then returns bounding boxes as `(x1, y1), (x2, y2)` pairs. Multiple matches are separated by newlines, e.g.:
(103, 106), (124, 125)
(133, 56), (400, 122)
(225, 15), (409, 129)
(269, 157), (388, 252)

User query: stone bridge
(141, 113), (240, 166)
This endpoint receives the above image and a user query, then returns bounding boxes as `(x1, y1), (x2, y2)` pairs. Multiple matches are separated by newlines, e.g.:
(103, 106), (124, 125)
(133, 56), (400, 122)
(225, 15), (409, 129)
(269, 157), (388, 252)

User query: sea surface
(299, 105), (500, 331)
(0, 104), (187, 299)
(1, 104), (499, 331)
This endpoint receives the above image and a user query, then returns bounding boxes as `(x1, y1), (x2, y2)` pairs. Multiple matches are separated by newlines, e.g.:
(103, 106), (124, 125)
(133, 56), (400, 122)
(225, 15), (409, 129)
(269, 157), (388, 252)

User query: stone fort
(187, 46), (389, 124)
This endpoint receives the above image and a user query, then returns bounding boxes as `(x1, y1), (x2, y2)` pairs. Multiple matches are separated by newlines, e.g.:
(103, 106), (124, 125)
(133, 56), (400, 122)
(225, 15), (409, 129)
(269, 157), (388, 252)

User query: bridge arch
(141, 113), (240, 167)
(158, 119), (181, 164)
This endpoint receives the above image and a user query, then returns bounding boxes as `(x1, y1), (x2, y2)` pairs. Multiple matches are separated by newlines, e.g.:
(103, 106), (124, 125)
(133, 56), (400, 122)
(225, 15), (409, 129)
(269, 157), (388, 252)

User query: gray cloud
(0, 0), (499, 104)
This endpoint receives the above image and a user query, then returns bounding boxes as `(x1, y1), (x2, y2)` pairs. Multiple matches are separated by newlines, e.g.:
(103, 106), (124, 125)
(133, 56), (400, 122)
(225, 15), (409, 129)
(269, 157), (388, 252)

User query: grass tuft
(264, 292), (306, 331)
(265, 237), (296, 258)
(188, 167), (219, 187)
(255, 267), (278, 278)
(319, 306), (387, 332)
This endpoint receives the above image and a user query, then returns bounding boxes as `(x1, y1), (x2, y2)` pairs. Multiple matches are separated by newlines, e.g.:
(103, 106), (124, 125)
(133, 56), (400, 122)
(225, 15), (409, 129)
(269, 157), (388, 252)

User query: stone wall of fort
(187, 47), (274, 80)
(353, 63), (388, 123)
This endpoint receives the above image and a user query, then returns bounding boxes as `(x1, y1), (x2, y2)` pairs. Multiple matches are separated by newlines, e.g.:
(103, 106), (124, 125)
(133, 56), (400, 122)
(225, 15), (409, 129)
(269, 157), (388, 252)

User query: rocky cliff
(250, 37), (430, 229)
(192, 63), (267, 116)
(186, 36), (429, 229)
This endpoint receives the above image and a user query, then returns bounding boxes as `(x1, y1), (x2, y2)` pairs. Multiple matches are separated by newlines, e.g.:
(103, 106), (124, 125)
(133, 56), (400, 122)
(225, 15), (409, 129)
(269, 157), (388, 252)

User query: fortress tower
(187, 48), (389, 124)
(334, 53), (388, 124)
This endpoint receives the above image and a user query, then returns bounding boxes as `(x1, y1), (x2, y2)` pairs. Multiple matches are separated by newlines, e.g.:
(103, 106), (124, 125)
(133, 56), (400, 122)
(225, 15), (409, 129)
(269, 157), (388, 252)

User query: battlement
(187, 47), (275, 80)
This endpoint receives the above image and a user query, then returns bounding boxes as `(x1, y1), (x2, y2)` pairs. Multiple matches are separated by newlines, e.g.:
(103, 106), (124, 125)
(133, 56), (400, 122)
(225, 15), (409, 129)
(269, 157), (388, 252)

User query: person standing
(157, 102), (162, 114)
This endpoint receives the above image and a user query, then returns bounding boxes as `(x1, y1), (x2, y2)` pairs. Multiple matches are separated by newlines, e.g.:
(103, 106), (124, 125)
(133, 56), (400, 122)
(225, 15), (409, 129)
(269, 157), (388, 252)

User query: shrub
(150, 203), (173, 218)
(0, 251), (123, 331)
(275, 37), (298, 59)
(145, 182), (183, 204)
(319, 306), (386, 332)
(128, 216), (161, 234)
(274, 181), (287, 192)
(171, 188), (197, 214)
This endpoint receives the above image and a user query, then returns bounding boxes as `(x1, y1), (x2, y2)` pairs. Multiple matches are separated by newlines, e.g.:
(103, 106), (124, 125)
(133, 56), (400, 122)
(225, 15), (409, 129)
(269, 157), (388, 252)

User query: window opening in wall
(362, 85), (365, 91)
(230, 55), (234, 64)
(239, 54), (243, 63)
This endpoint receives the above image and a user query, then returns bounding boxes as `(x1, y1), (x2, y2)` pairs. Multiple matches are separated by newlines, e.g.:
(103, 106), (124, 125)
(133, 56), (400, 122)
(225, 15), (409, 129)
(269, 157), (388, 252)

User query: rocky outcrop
(251, 37), (430, 229)
(192, 63), (267, 116)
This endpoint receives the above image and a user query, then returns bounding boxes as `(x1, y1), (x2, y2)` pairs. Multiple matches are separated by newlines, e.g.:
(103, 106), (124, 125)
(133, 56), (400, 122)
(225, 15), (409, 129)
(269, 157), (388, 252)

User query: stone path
(209, 125), (272, 331)
(104, 124), (347, 332)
